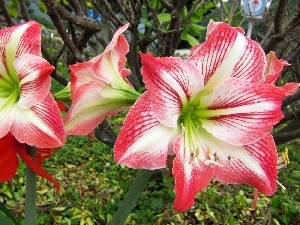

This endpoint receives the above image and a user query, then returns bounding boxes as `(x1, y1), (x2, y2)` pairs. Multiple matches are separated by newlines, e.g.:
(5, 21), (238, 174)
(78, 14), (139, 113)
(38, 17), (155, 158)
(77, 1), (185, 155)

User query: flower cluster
(0, 20), (298, 212)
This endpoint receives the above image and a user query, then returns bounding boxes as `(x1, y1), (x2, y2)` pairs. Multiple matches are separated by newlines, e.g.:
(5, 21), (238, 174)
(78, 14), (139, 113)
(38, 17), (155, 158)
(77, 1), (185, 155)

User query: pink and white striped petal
(264, 52), (289, 85)
(280, 83), (300, 96)
(115, 93), (177, 169)
(206, 20), (245, 39)
(172, 133), (215, 212)
(64, 82), (132, 135)
(188, 22), (266, 95)
(92, 24), (131, 88)
(173, 125), (277, 211)
(0, 95), (17, 138)
(199, 78), (284, 145)
(10, 93), (65, 148)
(214, 134), (277, 195)
(140, 53), (203, 127)
(14, 54), (54, 109)
(69, 60), (102, 99)
(0, 21), (41, 82)
(264, 52), (299, 96)
(0, 133), (22, 182)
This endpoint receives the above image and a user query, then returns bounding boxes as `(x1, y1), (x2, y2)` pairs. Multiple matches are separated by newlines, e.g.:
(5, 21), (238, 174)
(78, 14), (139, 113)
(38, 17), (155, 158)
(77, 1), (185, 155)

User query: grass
(1, 136), (300, 224)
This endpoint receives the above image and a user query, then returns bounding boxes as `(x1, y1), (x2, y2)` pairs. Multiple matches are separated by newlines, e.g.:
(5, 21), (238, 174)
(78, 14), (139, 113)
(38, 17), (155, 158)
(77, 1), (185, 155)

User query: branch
(159, 0), (174, 12)
(41, 45), (69, 86)
(116, 0), (134, 24)
(42, 0), (84, 62)
(97, 0), (124, 26)
(56, 3), (101, 32)
(273, 126), (300, 145)
(165, 0), (188, 55)
(19, 0), (31, 21)
(282, 88), (300, 108)
(0, 0), (15, 26)
(262, 0), (289, 53)
(69, 0), (84, 15)
(95, 120), (117, 148)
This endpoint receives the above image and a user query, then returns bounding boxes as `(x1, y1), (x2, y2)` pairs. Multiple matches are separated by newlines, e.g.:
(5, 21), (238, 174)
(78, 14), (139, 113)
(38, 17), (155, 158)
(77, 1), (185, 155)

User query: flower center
(0, 68), (20, 103)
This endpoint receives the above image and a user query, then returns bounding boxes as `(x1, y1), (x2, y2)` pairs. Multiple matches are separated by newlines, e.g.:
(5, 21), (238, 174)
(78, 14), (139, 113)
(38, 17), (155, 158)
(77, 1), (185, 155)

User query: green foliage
(7, 0), (19, 19)
(1, 136), (299, 224)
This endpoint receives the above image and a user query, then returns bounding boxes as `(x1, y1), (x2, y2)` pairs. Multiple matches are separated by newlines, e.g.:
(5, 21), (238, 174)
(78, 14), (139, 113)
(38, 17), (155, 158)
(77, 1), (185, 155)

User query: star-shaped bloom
(0, 21), (65, 148)
(114, 20), (299, 212)
(0, 21), (65, 189)
(64, 23), (140, 135)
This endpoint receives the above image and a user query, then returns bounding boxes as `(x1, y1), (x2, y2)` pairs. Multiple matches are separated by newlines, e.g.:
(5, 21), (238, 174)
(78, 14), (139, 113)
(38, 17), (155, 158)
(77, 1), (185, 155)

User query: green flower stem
(25, 145), (37, 225)
(109, 169), (154, 225)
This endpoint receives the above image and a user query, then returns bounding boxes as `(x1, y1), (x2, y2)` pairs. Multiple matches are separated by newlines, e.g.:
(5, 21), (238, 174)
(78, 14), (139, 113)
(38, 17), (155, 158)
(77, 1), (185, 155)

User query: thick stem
(109, 169), (154, 225)
(24, 145), (37, 225)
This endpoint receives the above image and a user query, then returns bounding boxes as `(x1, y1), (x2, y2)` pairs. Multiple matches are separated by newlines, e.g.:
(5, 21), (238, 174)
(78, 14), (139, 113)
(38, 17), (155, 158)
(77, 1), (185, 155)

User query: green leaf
(38, 2), (48, 13)
(180, 26), (188, 40)
(229, 214), (235, 225)
(189, 24), (206, 34)
(141, 5), (148, 19)
(271, 195), (282, 209)
(186, 34), (199, 46)
(140, 18), (155, 29)
(8, 5), (18, 19)
(205, 1), (215, 9)
(190, 12), (202, 23)
(157, 13), (171, 22)
(181, 6), (188, 18)
(0, 213), (14, 225)
(0, 203), (19, 224)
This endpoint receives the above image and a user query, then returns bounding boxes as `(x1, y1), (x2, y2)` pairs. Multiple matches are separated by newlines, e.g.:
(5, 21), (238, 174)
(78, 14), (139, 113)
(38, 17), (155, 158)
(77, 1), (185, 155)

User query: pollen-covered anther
(189, 148), (200, 163)
(277, 147), (290, 169)
(204, 151), (222, 166)
(227, 155), (232, 164)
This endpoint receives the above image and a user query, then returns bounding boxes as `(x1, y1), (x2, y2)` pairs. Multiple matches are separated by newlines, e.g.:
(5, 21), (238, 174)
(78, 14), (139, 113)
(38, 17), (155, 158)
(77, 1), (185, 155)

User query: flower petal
(14, 54), (54, 109)
(37, 148), (59, 167)
(114, 93), (177, 169)
(0, 95), (16, 138)
(280, 83), (300, 96)
(0, 133), (21, 182)
(173, 124), (277, 211)
(16, 146), (60, 193)
(10, 93), (65, 148)
(264, 51), (289, 84)
(188, 22), (266, 95)
(214, 134), (277, 196)
(199, 78), (284, 145)
(69, 60), (99, 98)
(0, 21), (41, 82)
(64, 81), (135, 135)
(172, 133), (215, 212)
(140, 52), (203, 127)
(206, 20), (245, 38)
(92, 24), (132, 89)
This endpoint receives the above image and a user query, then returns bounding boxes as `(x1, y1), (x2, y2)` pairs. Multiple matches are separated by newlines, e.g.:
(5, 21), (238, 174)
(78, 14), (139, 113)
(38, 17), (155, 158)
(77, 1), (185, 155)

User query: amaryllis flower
(114, 20), (299, 212)
(64, 23), (140, 135)
(0, 21), (65, 148)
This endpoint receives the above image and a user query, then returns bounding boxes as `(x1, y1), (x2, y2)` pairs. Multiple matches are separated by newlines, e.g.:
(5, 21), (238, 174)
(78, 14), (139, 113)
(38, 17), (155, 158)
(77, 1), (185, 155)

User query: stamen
(277, 147), (290, 169)
(213, 152), (219, 162)
(227, 155), (232, 164)
(189, 148), (200, 163)
(276, 180), (286, 191)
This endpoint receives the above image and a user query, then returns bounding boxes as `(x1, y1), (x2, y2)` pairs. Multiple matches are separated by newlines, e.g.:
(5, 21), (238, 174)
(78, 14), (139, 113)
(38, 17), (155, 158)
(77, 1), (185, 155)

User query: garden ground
(1, 135), (300, 225)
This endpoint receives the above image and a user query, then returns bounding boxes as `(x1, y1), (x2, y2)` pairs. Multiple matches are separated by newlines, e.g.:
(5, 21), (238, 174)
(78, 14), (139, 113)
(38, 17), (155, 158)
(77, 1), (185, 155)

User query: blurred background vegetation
(0, 0), (300, 224)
